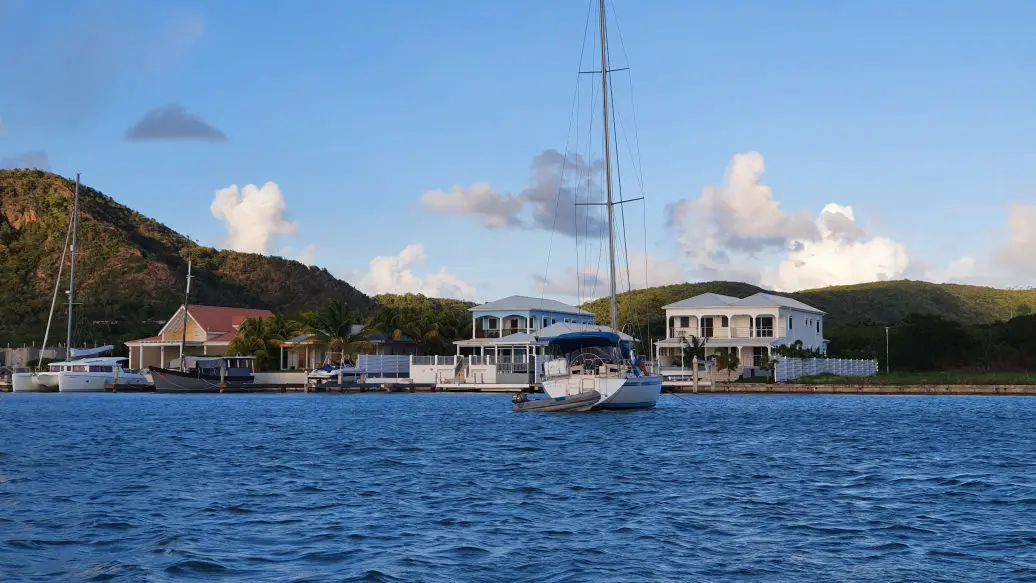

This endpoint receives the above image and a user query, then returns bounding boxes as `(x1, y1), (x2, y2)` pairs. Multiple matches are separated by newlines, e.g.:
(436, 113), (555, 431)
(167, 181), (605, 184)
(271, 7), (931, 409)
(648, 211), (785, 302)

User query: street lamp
(884, 326), (890, 374)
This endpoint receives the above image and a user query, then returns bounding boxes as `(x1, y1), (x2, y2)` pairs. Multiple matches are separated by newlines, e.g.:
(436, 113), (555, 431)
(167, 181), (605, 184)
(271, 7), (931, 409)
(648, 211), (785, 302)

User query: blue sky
(2, 0), (1035, 302)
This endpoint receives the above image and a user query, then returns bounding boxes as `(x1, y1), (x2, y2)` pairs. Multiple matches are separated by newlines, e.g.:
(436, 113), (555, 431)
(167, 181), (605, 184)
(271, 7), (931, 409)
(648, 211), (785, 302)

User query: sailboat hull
(542, 374), (662, 410)
(58, 371), (150, 392)
(148, 367), (254, 393)
(592, 375), (662, 409)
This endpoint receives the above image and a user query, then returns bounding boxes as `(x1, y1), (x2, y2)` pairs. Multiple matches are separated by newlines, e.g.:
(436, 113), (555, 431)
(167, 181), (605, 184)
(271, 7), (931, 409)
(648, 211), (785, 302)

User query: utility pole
(884, 326), (890, 374)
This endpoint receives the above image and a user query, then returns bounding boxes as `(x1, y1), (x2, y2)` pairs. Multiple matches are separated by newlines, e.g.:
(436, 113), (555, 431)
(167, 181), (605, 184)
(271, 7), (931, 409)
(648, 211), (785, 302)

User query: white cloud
(762, 203), (910, 291)
(420, 182), (523, 229)
(992, 203), (1036, 277)
(296, 244), (317, 266)
(420, 150), (605, 238)
(351, 244), (478, 301)
(668, 152), (912, 291)
(667, 152), (817, 271)
(536, 252), (686, 301)
(210, 181), (297, 254)
(0, 150), (49, 170)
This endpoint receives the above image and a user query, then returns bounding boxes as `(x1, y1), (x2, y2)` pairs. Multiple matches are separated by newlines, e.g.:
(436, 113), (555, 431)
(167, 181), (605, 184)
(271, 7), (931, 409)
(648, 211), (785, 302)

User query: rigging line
(39, 208), (75, 371)
(581, 71), (599, 305)
(541, 0), (594, 305)
(607, 0), (648, 196)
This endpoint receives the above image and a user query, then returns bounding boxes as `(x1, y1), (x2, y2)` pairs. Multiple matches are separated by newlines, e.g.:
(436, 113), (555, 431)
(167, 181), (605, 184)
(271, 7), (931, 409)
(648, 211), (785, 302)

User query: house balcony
(670, 325), (786, 340)
(473, 327), (525, 339)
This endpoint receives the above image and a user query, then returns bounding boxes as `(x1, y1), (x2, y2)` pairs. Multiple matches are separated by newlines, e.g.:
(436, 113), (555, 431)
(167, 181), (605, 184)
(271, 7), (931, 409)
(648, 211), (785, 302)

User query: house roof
(470, 295), (591, 316)
(185, 305), (274, 333)
(733, 293), (825, 314)
(662, 293), (741, 309)
(662, 292), (824, 314)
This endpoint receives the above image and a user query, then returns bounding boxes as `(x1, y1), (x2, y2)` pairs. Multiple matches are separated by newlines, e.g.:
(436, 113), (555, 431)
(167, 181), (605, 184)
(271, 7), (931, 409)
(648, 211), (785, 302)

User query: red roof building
(125, 305), (274, 369)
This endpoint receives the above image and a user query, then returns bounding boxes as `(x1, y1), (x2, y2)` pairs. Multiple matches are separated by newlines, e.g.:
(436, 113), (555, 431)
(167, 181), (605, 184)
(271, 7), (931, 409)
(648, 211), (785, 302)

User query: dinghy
(512, 390), (600, 412)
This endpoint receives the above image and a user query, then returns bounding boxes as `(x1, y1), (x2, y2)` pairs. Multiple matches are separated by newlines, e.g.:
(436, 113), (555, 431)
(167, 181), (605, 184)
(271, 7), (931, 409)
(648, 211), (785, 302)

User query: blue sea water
(1, 393), (1034, 582)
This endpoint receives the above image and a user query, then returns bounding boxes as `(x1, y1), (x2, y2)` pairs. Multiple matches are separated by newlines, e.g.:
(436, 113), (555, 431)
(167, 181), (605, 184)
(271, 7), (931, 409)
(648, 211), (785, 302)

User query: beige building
(125, 305), (274, 369)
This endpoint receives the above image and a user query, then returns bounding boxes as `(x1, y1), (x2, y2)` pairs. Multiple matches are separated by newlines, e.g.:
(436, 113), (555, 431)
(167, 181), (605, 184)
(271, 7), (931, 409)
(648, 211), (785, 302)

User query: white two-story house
(655, 292), (827, 370)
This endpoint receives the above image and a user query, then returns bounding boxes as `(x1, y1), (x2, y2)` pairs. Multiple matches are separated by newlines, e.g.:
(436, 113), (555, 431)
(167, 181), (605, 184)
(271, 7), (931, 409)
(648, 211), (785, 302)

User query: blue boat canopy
(546, 331), (631, 355)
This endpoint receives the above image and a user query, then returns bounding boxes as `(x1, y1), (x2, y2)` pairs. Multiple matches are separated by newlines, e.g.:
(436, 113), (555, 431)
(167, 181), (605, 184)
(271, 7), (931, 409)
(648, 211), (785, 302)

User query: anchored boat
(512, 390), (600, 412)
(148, 356), (257, 393)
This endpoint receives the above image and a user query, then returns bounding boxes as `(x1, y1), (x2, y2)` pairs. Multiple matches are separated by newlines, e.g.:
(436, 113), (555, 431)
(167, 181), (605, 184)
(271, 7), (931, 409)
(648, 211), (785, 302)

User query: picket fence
(774, 357), (878, 383)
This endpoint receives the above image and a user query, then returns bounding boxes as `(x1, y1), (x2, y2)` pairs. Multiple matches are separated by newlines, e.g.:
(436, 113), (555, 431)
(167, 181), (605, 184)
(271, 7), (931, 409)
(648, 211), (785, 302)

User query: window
(721, 316), (729, 327)
(752, 347), (766, 367)
(552, 319), (556, 325)
(680, 316), (689, 328)
(487, 318), (498, 330)
(755, 316), (774, 337)
(788, 316), (793, 330)
(543, 318), (549, 328)
(817, 320), (821, 333)
(701, 316), (714, 338)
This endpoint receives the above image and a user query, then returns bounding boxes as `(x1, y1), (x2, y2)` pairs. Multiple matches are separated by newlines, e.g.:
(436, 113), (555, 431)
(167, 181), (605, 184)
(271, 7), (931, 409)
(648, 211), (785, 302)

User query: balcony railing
(671, 325), (786, 339)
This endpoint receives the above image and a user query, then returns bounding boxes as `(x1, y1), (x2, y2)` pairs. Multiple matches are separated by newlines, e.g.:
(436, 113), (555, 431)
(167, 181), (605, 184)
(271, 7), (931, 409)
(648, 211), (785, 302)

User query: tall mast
(178, 253), (193, 367)
(65, 173), (80, 355)
(598, 0), (618, 331)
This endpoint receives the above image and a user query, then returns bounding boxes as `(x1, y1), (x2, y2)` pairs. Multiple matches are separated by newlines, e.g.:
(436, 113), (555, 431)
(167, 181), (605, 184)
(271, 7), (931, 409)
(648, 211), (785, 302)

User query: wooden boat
(512, 390), (600, 412)
(149, 356), (257, 393)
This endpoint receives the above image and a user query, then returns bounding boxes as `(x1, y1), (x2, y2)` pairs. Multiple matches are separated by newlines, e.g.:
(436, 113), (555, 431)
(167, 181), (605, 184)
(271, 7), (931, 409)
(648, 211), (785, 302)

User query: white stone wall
(774, 357), (878, 382)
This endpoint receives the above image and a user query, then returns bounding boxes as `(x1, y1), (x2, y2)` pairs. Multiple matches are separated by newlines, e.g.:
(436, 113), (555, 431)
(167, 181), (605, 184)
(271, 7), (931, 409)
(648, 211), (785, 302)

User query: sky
(2, 0), (1035, 304)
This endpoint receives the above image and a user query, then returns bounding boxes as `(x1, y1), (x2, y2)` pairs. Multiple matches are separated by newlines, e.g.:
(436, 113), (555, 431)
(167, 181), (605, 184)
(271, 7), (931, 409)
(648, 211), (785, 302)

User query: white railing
(358, 355), (410, 376)
(774, 357), (878, 383)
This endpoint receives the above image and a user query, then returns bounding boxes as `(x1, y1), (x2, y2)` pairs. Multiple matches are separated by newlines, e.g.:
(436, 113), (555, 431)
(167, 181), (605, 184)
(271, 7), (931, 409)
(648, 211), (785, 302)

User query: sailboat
(47, 173), (149, 392)
(12, 174), (79, 392)
(537, 0), (663, 410)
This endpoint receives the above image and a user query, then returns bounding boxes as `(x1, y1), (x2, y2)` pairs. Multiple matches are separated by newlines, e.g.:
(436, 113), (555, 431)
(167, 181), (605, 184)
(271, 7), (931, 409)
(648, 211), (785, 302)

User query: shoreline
(666, 383), (1036, 396)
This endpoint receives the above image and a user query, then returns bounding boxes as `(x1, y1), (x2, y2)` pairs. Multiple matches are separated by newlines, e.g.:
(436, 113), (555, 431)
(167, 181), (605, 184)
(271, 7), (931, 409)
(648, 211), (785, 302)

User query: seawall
(667, 383), (1036, 396)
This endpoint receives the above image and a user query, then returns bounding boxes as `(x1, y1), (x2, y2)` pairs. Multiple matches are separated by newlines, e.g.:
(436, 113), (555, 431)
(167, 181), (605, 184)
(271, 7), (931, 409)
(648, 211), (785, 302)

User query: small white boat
(307, 363), (365, 386)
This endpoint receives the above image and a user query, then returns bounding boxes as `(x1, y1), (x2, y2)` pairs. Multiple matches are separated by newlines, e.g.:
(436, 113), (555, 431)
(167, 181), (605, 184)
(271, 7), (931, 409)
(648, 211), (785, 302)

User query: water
(1, 393), (1034, 582)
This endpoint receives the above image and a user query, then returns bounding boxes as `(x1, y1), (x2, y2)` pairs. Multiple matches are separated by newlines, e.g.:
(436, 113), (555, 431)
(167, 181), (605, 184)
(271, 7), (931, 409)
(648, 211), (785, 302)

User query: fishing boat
(532, 0), (663, 410)
(148, 356), (257, 393)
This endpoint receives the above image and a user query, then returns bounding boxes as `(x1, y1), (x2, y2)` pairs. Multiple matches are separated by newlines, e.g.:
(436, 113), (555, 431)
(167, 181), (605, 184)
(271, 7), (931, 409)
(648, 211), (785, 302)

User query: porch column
(472, 316), (477, 338)
(280, 345), (285, 370)
(129, 346), (134, 369)
(139, 345), (144, 369)
(160, 346), (165, 368)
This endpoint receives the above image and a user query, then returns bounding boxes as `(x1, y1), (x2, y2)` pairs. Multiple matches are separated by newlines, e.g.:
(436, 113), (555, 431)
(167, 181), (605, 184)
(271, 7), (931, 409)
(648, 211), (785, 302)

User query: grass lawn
(788, 371), (1036, 385)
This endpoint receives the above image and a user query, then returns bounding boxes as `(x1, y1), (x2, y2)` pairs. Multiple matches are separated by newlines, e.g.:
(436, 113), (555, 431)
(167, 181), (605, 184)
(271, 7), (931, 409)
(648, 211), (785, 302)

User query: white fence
(358, 355), (410, 378)
(774, 357), (878, 383)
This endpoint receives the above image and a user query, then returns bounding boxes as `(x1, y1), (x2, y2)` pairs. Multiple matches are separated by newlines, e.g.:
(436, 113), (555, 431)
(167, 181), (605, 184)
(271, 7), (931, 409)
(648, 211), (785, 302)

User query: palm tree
(226, 315), (304, 371)
(306, 300), (372, 362)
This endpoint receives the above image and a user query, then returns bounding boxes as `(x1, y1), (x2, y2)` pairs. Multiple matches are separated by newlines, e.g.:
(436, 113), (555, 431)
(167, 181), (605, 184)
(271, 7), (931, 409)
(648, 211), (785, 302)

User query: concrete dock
(666, 383), (1036, 396)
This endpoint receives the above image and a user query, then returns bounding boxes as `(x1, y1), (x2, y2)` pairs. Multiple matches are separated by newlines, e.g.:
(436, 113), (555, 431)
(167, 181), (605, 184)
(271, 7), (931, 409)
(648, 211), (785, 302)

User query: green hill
(0, 169), (372, 346)
(584, 279), (1036, 335)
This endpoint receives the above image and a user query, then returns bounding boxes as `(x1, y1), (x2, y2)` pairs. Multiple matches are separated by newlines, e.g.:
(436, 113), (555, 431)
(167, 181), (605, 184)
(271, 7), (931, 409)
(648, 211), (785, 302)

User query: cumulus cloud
(992, 204), (1036, 277)
(125, 104), (226, 141)
(668, 152), (911, 291)
(0, 150), (50, 171)
(420, 150), (605, 237)
(351, 244), (478, 301)
(296, 244), (318, 266)
(536, 252), (686, 300)
(761, 204), (910, 291)
(210, 182), (297, 254)
(667, 152), (817, 269)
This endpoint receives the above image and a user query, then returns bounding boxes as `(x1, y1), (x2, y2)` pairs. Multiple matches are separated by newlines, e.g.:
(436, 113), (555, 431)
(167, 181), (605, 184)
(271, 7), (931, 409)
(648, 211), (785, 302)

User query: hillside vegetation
(584, 279), (1036, 332)
(0, 169), (371, 346)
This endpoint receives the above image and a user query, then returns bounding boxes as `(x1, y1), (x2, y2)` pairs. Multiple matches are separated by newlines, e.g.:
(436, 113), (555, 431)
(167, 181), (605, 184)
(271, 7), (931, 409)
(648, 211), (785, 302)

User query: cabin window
(88, 366), (113, 373)
(679, 316), (689, 328)
(701, 317), (714, 338)
(552, 319), (556, 325)
(543, 318), (549, 328)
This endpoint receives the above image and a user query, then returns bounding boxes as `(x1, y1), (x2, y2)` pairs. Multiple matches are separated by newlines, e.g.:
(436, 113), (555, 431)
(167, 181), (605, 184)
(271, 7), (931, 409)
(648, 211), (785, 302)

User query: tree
(226, 315), (304, 371)
(712, 348), (740, 381)
(305, 300), (372, 361)
(756, 352), (777, 383)
(679, 334), (706, 369)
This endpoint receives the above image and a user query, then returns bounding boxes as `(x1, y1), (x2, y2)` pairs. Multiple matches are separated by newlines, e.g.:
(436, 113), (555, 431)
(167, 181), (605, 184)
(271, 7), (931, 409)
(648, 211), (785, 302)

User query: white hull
(542, 374), (662, 410)
(12, 372), (60, 392)
(58, 371), (150, 392)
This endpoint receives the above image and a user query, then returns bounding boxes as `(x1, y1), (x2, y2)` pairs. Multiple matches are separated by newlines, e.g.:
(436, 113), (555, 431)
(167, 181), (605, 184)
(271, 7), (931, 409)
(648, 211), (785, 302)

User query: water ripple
(1, 393), (1035, 581)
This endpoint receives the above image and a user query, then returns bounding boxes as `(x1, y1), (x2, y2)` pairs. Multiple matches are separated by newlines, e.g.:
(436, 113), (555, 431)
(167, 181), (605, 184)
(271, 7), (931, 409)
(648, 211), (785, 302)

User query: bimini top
(546, 331), (622, 351)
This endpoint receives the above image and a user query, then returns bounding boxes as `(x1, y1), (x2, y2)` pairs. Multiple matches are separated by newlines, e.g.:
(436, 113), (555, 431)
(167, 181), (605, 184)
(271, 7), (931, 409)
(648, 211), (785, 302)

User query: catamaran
(536, 0), (663, 410)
